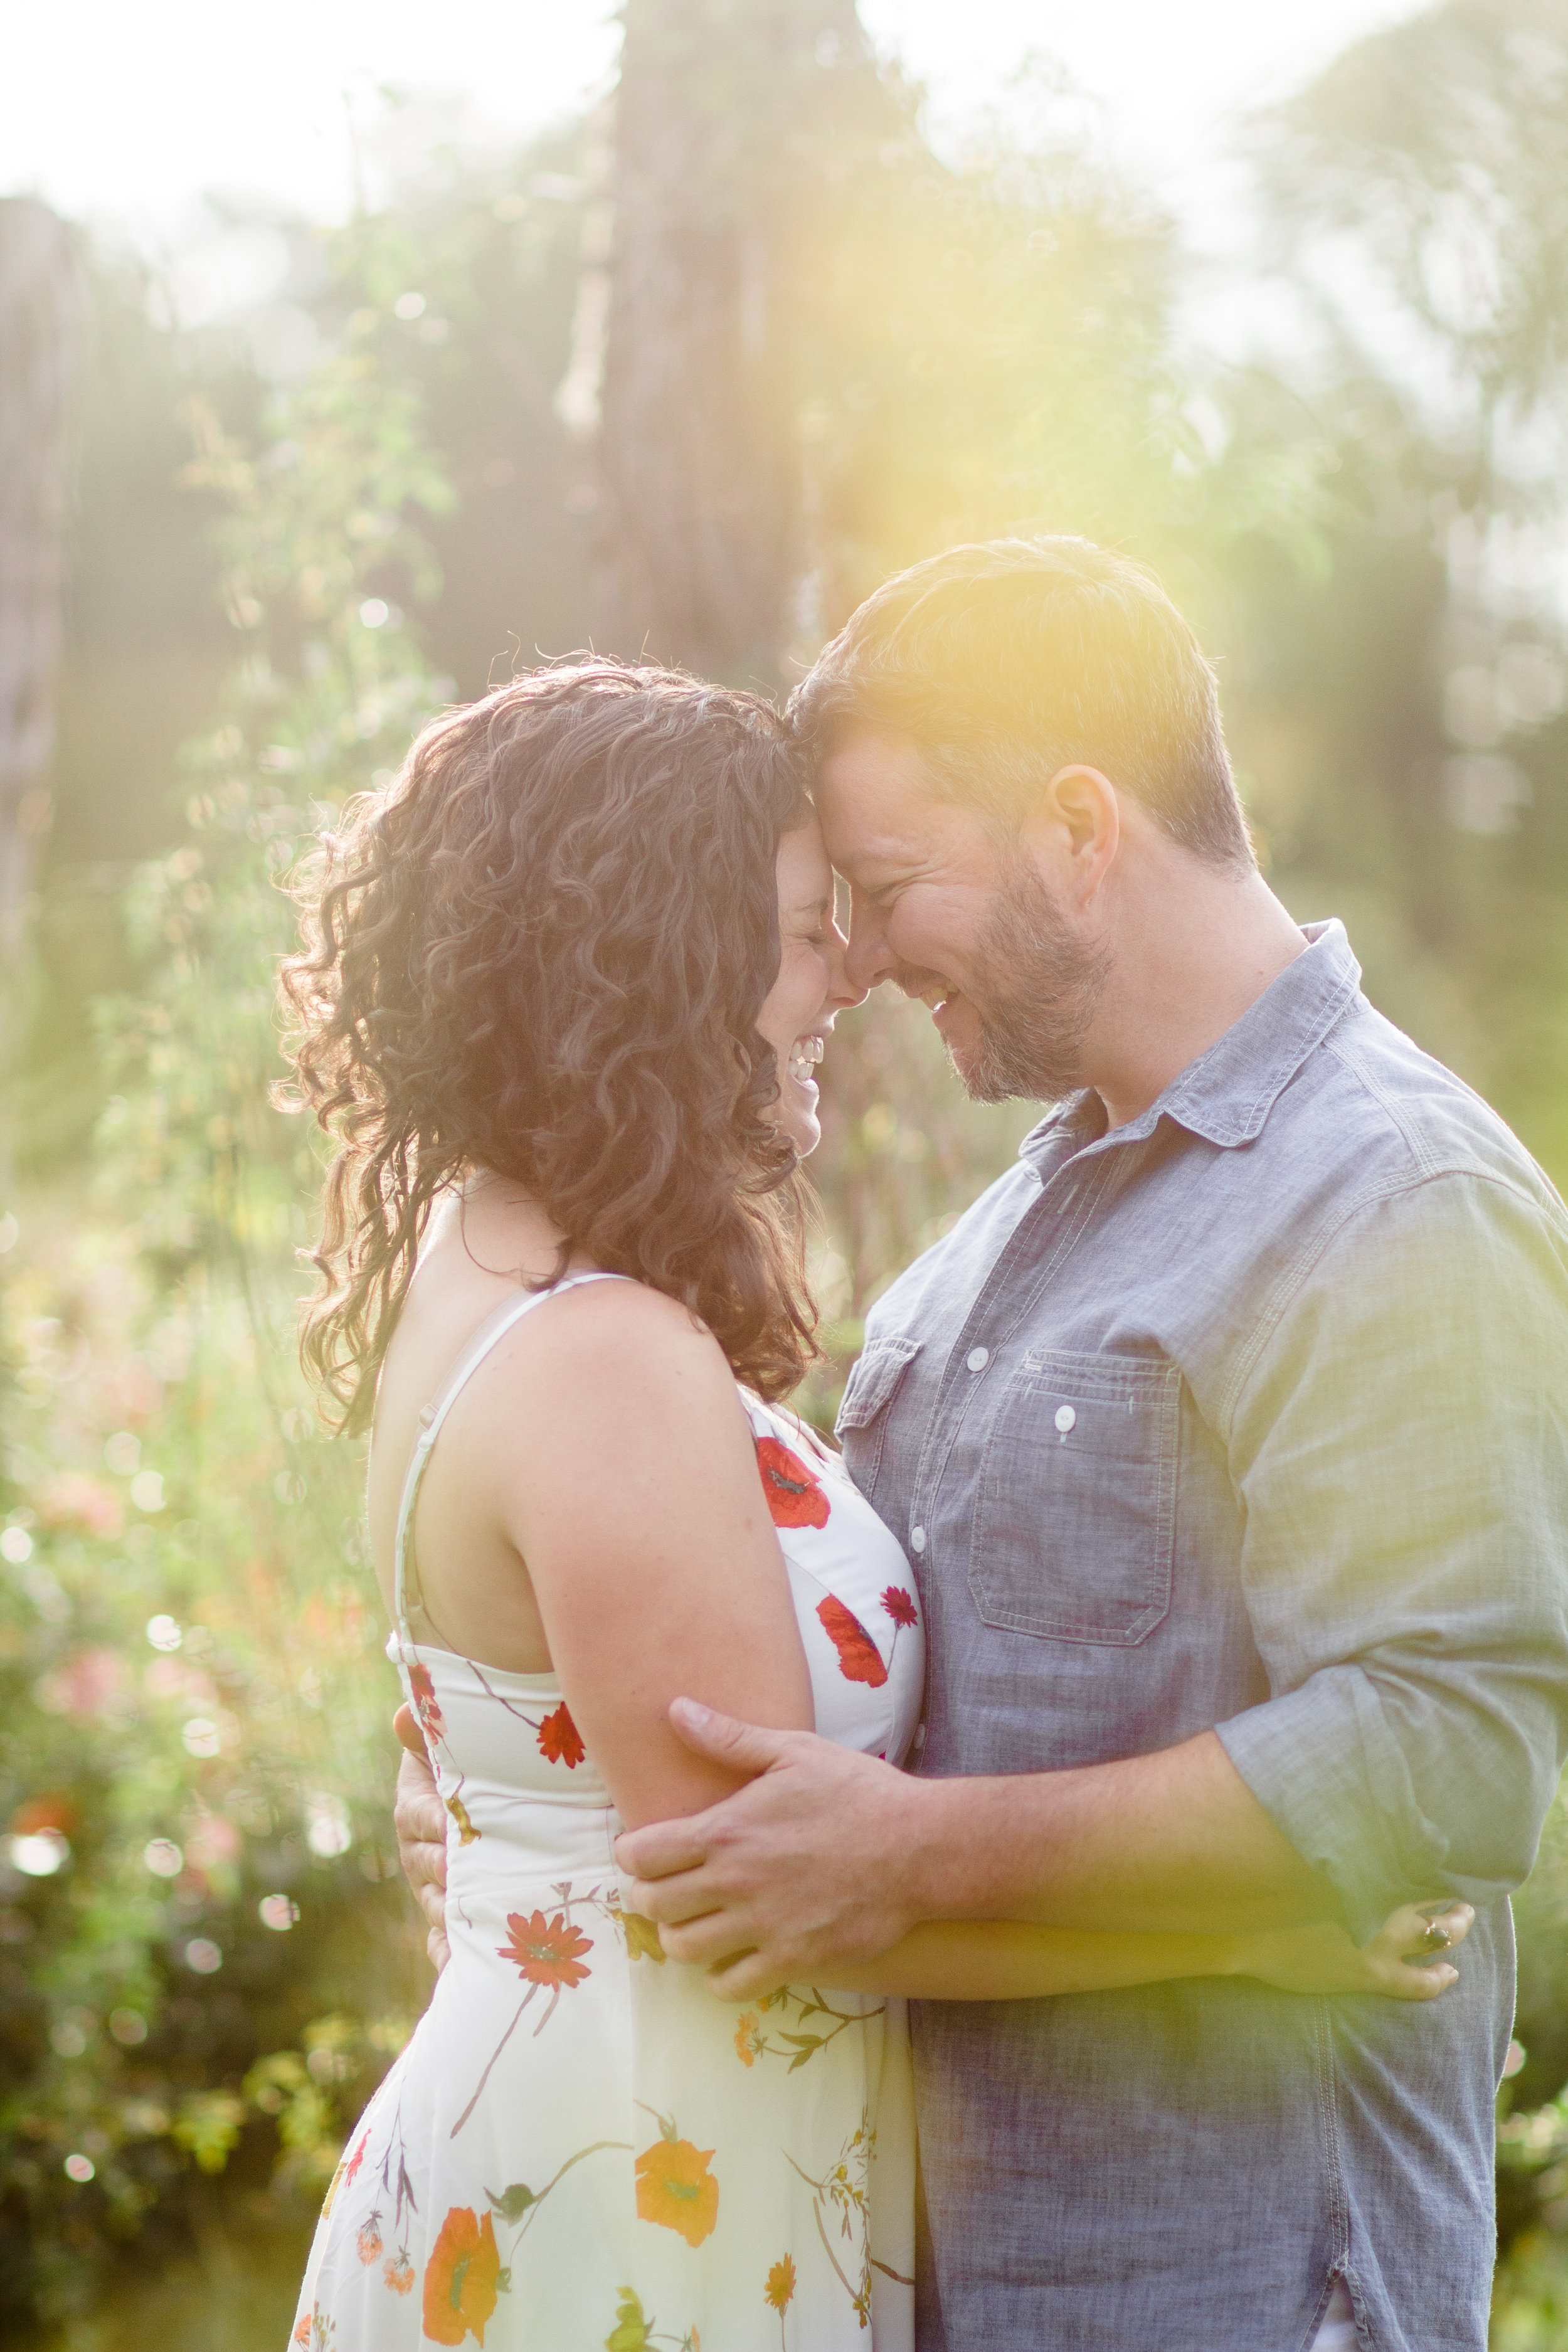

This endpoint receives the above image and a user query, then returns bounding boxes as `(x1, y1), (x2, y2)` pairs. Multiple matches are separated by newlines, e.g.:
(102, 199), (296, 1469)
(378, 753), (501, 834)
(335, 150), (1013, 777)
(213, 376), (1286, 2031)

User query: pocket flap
(835, 1335), (923, 1434)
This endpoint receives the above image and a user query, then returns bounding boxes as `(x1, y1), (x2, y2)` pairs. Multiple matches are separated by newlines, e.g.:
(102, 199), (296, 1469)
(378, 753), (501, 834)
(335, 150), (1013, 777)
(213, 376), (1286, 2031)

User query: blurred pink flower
(37, 1475), (124, 1539)
(34, 1648), (129, 1719)
(145, 1660), (218, 1705)
(184, 1814), (241, 1868)
(102, 1358), (163, 1424)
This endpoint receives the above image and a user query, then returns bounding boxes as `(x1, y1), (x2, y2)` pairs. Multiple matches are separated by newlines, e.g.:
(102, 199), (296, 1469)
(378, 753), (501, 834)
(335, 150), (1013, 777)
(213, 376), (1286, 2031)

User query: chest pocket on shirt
(835, 1335), (923, 1502)
(969, 1348), (1179, 1645)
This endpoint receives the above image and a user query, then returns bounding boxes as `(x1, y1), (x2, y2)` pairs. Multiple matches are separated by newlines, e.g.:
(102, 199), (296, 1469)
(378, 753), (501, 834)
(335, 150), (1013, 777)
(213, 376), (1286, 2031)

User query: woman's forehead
(776, 813), (832, 903)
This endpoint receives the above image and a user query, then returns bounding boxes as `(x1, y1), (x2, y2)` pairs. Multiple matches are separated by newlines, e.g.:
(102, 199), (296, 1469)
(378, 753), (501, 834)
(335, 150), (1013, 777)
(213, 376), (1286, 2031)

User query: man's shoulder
(1278, 994), (1565, 1227)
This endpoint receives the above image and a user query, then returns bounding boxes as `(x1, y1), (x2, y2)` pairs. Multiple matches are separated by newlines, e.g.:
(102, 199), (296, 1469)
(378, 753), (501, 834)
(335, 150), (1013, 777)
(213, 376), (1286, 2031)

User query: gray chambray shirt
(837, 921), (1568, 2352)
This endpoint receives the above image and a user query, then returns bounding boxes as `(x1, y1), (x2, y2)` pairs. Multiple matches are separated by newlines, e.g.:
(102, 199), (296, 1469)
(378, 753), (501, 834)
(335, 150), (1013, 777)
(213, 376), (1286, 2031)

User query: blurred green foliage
(3, 2), (1568, 2340)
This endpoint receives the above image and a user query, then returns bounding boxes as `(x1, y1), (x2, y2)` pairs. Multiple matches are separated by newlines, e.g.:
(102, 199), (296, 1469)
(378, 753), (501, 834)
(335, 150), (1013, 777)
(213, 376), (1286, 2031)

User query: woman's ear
(1022, 765), (1120, 908)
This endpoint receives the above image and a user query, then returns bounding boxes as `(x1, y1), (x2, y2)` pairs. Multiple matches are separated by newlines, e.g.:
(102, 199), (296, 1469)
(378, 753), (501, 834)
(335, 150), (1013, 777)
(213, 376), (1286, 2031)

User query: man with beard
(608, 539), (1568, 2351)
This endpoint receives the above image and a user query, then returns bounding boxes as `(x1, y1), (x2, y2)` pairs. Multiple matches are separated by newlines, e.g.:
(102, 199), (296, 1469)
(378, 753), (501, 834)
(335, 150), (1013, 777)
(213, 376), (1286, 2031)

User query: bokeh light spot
(8, 1830), (69, 1877)
(305, 1794), (352, 1858)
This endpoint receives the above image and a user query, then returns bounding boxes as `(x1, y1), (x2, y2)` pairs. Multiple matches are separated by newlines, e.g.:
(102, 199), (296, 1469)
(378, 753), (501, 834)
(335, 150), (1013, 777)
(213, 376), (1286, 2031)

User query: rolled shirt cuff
(1216, 1669), (1457, 1944)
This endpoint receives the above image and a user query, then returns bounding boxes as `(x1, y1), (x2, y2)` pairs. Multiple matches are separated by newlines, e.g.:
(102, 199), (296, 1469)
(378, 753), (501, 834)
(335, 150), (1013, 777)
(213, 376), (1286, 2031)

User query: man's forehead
(814, 729), (937, 864)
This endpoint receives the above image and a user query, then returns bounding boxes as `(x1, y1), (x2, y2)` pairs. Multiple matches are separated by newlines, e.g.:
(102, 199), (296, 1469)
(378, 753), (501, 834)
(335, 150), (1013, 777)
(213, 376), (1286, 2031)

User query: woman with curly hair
(281, 659), (1469, 2352)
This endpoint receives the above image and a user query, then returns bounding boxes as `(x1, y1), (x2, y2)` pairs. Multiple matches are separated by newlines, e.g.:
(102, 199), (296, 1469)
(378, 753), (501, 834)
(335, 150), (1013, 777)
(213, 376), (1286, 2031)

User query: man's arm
(615, 1705), (1338, 1994)
(1215, 1168), (1568, 1939)
(621, 1170), (1568, 1987)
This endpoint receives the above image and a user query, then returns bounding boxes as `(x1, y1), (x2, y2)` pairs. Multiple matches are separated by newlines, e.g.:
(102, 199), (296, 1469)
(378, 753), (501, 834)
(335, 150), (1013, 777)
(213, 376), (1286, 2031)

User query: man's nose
(844, 906), (895, 994)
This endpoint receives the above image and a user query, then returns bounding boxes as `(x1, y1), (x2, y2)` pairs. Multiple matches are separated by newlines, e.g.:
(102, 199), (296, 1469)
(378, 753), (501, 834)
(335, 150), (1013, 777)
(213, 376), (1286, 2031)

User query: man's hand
(393, 1703), (450, 1974)
(615, 1698), (927, 1999)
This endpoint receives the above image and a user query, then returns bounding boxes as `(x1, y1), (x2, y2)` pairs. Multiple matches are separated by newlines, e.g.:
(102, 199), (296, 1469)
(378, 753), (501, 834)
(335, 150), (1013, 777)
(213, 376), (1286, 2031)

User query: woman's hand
(1232, 1900), (1474, 2000)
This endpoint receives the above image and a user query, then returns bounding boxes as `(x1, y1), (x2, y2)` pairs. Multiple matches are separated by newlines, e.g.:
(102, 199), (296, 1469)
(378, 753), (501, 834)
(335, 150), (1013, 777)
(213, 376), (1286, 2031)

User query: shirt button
(910, 1525), (927, 1554)
(966, 1347), (990, 1372)
(1054, 1404), (1076, 1434)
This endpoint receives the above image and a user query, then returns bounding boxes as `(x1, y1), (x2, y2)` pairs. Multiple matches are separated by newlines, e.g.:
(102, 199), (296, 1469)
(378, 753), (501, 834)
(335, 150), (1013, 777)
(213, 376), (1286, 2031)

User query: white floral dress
(290, 1275), (923, 2351)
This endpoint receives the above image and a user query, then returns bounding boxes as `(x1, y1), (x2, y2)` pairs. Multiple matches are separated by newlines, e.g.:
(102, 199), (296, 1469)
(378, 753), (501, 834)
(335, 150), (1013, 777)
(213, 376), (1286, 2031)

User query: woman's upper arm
(487, 1286), (813, 1828)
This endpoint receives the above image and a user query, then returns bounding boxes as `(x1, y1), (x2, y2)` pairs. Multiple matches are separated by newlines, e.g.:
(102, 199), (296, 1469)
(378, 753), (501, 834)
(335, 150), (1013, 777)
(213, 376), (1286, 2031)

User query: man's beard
(956, 858), (1109, 1105)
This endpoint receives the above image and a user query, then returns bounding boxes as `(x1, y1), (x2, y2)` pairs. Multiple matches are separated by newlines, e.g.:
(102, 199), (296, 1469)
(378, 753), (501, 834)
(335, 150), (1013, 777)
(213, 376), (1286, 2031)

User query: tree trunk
(0, 198), (77, 967)
(589, 0), (886, 684)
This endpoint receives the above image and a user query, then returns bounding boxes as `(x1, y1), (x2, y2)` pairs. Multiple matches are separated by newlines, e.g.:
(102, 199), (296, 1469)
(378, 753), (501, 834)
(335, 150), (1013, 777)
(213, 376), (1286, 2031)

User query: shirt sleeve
(1214, 1167), (1568, 1942)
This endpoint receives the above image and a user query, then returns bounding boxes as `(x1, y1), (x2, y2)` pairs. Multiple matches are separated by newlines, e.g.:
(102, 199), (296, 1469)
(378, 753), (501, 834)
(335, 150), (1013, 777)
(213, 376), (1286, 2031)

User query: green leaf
(485, 2181), (536, 2223)
(604, 2284), (650, 2350)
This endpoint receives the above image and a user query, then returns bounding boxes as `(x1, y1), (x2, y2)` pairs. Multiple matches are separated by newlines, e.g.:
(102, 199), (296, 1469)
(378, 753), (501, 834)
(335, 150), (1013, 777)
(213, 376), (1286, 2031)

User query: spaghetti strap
(392, 1271), (630, 1632)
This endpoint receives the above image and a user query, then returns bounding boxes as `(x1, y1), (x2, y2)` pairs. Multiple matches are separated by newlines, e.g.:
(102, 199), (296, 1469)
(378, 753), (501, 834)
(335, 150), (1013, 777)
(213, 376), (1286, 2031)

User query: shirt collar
(1019, 919), (1363, 1166)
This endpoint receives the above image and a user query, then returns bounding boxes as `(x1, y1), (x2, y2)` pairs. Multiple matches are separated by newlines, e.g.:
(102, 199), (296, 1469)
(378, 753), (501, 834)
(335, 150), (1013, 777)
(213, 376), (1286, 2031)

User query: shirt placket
(903, 1143), (1119, 1579)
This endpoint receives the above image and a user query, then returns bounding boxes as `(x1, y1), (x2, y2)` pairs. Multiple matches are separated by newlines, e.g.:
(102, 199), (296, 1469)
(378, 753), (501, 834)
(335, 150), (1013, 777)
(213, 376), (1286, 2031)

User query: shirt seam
(1217, 1162), (1564, 1436)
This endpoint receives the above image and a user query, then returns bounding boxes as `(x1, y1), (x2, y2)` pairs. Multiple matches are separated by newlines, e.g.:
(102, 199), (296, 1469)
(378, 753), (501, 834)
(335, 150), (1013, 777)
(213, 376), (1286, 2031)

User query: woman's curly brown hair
(279, 658), (818, 1433)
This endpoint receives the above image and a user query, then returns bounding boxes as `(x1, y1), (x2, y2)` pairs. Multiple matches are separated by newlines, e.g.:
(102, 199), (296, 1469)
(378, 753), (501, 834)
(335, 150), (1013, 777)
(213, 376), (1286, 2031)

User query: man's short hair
(789, 536), (1254, 871)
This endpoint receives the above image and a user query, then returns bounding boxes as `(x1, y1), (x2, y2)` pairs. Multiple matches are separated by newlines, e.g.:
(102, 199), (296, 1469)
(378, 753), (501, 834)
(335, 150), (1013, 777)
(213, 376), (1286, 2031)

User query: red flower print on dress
(816, 1594), (888, 1687)
(755, 1435), (830, 1529)
(534, 1702), (585, 1769)
(881, 1586), (918, 1629)
(407, 1659), (444, 1739)
(342, 2129), (369, 2189)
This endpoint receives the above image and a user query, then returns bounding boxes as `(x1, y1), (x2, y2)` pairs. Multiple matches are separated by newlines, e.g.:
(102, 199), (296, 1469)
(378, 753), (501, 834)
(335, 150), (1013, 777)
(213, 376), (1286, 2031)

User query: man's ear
(1022, 765), (1120, 908)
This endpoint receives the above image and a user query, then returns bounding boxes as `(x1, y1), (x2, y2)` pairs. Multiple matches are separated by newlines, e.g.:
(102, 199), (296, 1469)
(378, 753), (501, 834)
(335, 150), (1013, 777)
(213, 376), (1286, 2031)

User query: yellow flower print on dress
(633, 2105), (719, 2248)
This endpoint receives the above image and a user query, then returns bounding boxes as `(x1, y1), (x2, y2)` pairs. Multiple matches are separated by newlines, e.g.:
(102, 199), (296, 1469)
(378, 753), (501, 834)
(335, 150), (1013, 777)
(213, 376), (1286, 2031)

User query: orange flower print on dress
(755, 1435), (830, 1529)
(766, 2252), (797, 2344)
(635, 2111), (720, 2247)
(734, 2012), (765, 2065)
(881, 1585), (918, 1629)
(534, 1702), (585, 1769)
(407, 1658), (445, 1740)
(422, 2205), (501, 2346)
(356, 2215), (382, 2265)
(765, 2252), (796, 2308)
(383, 2250), (415, 2296)
(816, 1593), (888, 1687)
(497, 1909), (593, 1990)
